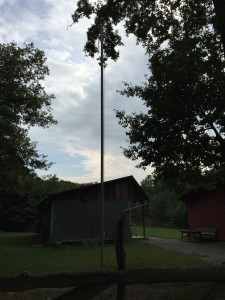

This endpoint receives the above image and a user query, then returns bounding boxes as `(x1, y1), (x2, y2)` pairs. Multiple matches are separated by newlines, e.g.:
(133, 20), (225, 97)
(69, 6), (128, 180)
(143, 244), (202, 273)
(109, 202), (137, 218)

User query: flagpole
(100, 18), (104, 271)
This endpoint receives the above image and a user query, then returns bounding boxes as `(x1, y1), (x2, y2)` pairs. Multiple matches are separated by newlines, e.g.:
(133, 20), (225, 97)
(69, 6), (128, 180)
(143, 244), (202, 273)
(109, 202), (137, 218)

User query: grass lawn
(132, 225), (181, 239)
(0, 231), (209, 275)
(0, 232), (220, 300)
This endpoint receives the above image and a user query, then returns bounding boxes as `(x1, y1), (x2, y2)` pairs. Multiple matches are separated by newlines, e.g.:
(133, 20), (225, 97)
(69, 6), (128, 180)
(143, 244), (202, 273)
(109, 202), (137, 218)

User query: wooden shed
(38, 176), (148, 243)
(181, 183), (225, 240)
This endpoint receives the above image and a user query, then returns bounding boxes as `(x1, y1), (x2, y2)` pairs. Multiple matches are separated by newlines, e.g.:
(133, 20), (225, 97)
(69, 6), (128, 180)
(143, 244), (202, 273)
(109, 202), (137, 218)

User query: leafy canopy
(0, 42), (57, 191)
(73, 1), (225, 187)
(72, 0), (225, 60)
(116, 2), (225, 186)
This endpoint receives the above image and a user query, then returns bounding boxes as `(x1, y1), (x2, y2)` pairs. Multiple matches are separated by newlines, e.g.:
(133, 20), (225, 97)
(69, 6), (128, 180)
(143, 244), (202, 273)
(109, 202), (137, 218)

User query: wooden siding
(47, 176), (148, 204)
(51, 199), (130, 242)
(187, 185), (225, 240)
(38, 176), (148, 243)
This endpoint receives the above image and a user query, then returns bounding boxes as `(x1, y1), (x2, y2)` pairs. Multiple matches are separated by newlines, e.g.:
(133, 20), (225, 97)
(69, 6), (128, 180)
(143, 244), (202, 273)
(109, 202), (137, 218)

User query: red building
(181, 184), (225, 240)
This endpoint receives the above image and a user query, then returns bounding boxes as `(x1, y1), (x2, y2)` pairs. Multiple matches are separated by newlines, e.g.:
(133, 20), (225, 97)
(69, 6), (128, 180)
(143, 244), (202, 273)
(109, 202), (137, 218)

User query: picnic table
(180, 229), (201, 242)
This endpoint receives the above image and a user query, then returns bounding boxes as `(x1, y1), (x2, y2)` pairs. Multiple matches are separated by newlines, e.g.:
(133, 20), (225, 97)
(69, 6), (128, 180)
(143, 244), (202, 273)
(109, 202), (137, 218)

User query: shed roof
(39, 175), (148, 206)
(180, 183), (225, 203)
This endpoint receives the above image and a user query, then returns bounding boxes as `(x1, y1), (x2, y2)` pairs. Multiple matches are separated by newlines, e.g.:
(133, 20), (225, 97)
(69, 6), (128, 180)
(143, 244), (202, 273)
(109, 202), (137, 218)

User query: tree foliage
(32, 174), (89, 201)
(72, 0), (225, 60)
(0, 174), (87, 231)
(141, 175), (187, 227)
(73, 1), (225, 187)
(0, 42), (57, 192)
(116, 2), (225, 186)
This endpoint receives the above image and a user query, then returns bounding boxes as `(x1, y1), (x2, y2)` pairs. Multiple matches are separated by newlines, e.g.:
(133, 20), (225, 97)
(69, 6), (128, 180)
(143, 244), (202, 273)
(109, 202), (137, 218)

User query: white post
(100, 18), (104, 271)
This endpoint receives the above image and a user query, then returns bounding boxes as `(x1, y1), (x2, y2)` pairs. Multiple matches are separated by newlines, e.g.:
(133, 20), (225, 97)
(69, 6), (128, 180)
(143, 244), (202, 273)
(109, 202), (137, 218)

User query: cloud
(1, 0), (152, 184)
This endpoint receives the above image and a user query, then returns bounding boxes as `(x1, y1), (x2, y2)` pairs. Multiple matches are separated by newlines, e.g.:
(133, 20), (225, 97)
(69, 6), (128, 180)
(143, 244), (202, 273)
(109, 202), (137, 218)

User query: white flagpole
(100, 18), (104, 271)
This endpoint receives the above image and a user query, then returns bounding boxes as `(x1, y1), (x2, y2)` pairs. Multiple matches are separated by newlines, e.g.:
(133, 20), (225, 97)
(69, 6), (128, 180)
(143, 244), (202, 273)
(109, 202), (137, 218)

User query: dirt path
(145, 237), (225, 265)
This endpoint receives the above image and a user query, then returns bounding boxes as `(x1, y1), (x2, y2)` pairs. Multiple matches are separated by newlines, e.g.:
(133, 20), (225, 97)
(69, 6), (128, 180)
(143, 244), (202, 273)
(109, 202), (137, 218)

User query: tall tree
(72, 0), (225, 60)
(0, 42), (57, 192)
(116, 3), (225, 185)
(72, 1), (225, 187)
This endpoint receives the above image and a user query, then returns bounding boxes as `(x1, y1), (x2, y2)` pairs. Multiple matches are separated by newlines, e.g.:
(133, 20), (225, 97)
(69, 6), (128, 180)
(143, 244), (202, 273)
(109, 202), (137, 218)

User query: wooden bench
(180, 228), (217, 242)
(197, 228), (217, 241)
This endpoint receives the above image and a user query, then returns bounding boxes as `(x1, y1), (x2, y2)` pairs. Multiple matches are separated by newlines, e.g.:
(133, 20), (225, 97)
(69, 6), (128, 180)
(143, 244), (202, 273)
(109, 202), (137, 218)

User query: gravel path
(145, 237), (225, 265)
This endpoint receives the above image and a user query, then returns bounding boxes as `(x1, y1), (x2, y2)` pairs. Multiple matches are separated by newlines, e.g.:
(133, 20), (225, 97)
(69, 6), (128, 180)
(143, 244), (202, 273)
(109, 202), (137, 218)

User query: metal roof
(39, 175), (149, 206)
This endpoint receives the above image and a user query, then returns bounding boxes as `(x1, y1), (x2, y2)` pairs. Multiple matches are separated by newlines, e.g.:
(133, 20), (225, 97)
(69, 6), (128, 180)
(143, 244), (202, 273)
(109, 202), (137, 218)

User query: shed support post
(50, 200), (54, 243)
(116, 217), (126, 300)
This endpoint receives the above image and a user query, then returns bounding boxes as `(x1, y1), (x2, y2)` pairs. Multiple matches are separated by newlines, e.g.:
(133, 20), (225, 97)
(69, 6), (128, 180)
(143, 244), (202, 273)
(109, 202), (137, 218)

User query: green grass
(126, 239), (209, 268)
(0, 232), (210, 275)
(132, 225), (181, 239)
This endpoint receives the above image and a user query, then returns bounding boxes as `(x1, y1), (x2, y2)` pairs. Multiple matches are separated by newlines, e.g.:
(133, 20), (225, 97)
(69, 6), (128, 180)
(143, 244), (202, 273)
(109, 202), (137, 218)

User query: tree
(213, 0), (225, 56)
(31, 174), (88, 201)
(116, 2), (225, 186)
(0, 174), (89, 231)
(72, 0), (225, 60)
(0, 192), (35, 231)
(72, 1), (225, 187)
(141, 175), (187, 227)
(0, 42), (57, 192)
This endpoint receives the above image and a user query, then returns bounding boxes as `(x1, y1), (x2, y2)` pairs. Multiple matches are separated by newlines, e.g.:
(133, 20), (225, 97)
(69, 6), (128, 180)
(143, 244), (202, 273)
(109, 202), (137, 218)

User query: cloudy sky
(1, 0), (152, 184)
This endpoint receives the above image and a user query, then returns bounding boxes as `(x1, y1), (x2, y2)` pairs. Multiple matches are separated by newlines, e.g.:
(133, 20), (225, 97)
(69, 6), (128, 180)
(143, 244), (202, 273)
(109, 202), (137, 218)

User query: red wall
(187, 185), (225, 240)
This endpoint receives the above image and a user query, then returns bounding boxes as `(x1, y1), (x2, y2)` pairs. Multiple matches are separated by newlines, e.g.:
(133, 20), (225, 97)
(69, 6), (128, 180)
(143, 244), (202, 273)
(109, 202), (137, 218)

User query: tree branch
(200, 109), (225, 149)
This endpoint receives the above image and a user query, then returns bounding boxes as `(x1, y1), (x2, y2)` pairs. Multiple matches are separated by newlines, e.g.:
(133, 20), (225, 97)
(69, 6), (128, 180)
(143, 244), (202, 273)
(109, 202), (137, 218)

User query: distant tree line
(0, 174), (90, 232)
(139, 175), (187, 228)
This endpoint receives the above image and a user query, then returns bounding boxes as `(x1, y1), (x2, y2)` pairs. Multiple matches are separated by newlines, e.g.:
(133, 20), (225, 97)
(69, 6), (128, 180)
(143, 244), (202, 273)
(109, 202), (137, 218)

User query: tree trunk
(213, 0), (225, 57)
